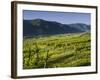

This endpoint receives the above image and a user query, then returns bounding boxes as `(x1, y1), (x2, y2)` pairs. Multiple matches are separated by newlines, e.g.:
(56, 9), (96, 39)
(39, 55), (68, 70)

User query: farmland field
(23, 32), (91, 69)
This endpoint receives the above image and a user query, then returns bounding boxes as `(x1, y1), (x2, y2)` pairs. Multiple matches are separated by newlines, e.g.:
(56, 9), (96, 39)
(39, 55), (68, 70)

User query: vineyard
(23, 32), (91, 69)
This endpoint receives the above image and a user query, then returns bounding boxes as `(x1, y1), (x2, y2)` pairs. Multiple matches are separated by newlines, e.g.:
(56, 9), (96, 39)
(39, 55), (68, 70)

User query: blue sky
(23, 10), (91, 25)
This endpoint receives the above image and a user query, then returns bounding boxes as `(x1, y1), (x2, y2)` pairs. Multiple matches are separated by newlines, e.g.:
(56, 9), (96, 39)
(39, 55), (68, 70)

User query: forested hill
(23, 19), (90, 36)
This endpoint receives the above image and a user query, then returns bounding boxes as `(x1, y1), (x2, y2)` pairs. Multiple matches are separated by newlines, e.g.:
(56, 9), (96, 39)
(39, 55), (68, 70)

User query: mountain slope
(23, 19), (90, 37)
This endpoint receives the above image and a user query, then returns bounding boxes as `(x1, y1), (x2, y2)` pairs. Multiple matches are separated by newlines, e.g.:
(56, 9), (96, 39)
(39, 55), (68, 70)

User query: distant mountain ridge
(23, 19), (90, 37)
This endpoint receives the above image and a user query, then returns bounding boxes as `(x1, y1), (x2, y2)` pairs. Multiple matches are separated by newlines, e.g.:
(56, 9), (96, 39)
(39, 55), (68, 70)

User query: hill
(23, 19), (90, 37)
(23, 33), (91, 69)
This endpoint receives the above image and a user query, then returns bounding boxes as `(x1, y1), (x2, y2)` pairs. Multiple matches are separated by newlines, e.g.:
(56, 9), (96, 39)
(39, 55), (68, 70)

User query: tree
(44, 48), (49, 68)
(34, 43), (40, 66)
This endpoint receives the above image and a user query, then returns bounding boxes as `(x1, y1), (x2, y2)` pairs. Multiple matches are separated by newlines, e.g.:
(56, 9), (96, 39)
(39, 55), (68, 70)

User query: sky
(23, 10), (91, 25)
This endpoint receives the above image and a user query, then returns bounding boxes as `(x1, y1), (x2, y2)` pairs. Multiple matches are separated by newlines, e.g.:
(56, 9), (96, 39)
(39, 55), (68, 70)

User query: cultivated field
(23, 32), (91, 69)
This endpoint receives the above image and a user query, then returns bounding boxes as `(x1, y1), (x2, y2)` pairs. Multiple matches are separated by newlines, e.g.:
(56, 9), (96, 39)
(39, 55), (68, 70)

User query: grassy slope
(23, 32), (91, 69)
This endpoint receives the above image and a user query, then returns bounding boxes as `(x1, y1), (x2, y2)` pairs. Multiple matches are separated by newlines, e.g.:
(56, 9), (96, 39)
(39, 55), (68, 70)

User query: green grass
(23, 32), (91, 69)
